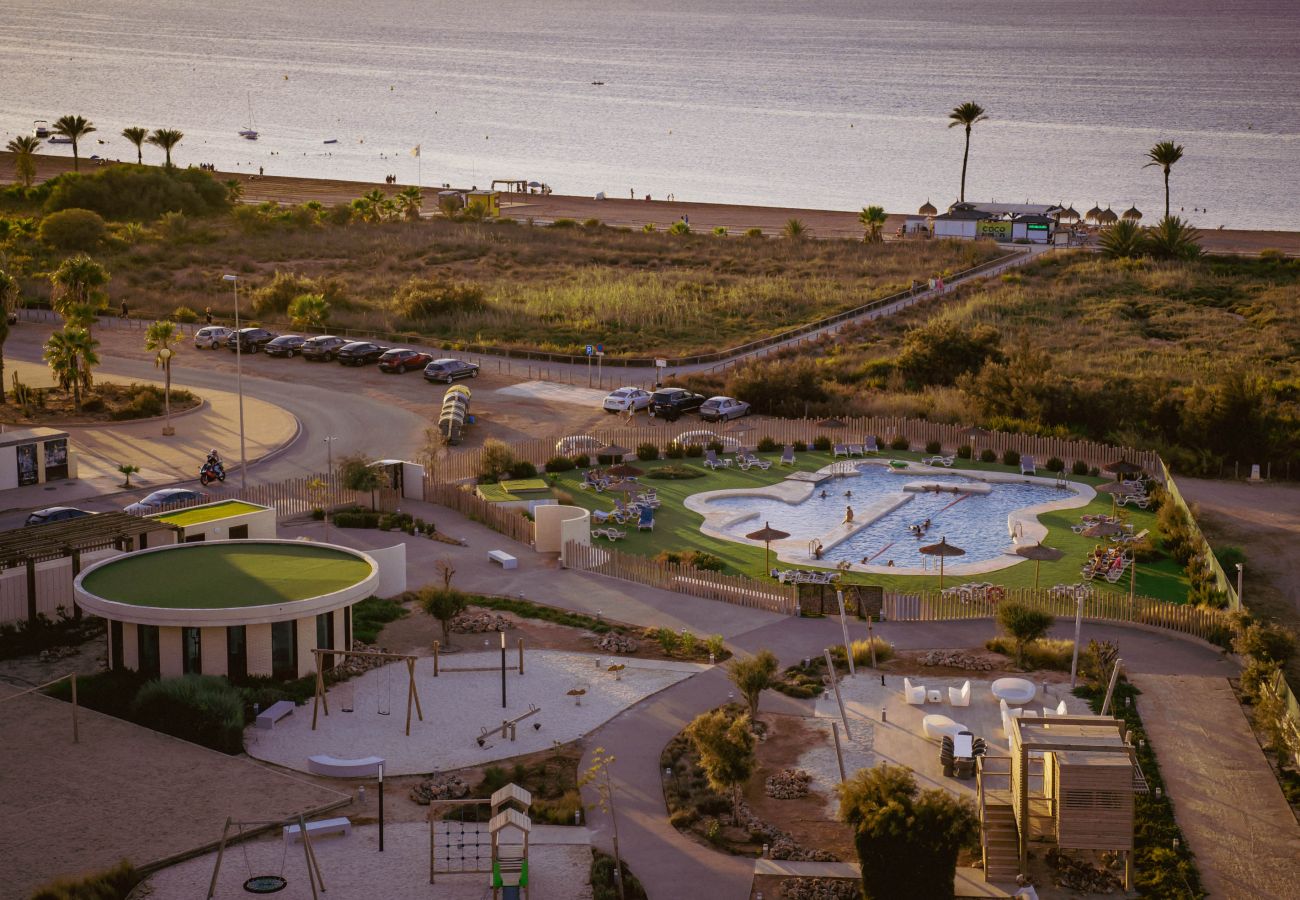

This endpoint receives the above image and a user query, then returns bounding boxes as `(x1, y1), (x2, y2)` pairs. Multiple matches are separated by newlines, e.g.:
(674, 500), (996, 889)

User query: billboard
(16, 443), (38, 486)
(976, 220), (1013, 241)
(44, 438), (69, 481)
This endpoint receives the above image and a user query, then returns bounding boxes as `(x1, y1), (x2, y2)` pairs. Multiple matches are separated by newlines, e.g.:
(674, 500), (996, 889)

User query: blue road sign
(585, 345), (594, 356)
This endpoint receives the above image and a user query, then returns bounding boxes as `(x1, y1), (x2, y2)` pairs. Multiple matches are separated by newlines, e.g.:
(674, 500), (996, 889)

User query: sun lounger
(923, 454), (955, 467)
(637, 507), (655, 531)
(779, 445), (795, 465)
(864, 437), (880, 454)
(832, 444), (850, 458)
(591, 527), (626, 541)
(949, 680), (971, 706)
(847, 443), (865, 456)
(703, 449), (730, 470)
(742, 452), (771, 470)
(1020, 455), (1037, 475)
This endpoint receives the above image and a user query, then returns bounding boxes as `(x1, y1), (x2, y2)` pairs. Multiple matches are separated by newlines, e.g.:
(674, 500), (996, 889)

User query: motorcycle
(199, 459), (226, 486)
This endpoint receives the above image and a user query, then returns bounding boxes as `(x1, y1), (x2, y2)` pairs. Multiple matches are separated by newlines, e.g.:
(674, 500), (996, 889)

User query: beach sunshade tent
(1015, 541), (1064, 588)
(1095, 481), (1141, 515)
(1082, 521), (1127, 539)
(918, 200), (938, 216)
(606, 463), (643, 478)
(747, 521), (791, 573)
(1099, 206), (1119, 224)
(1085, 204), (1104, 223)
(1122, 205), (1143, 221)
(1102, 458), (1145, 478)
(595, 443), (631, 460)
(603, 480), (641, 494)
(919, 537), (966, 588)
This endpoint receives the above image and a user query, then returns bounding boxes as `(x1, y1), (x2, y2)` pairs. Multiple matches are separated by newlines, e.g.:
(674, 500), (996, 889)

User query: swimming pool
(689, 462), (1088, 573)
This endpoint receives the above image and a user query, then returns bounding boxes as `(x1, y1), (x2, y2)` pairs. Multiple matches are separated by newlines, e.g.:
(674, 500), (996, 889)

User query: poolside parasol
(919, 537), (966, 589)
(747, 520), (791, 573)
(603, 480), (641, 494)
(918, 199), (938, 216)
(1099, 206), (1119, 224)
(1015, 541), (1064, 588)
(594, 443), (631, 461)
(1085, 204), (1104, 224)
(960, 425), (991, 456)
(1096, 480), (1140, 514)
(1082, 521), (1127, 539)
(817, 417), (846, 429)
(1102, 458), (1145, 478)
(606, 463), (643, 478)
(1122, 205), (1143, 221)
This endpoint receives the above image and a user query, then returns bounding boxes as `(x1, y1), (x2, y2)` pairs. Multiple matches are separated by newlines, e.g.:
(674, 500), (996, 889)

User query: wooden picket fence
(882, 587), (1233, 645)
(564, 540), (799, 615)
(426, 482), (535, 546)
(426, 417), (1161, 486)
(150, 473), (399, 523)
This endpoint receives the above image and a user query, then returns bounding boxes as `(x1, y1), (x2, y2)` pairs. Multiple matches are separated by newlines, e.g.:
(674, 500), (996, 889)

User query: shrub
(478, 438), (517, 481)
(39, 207), (107, 250)
(43, 165), (230, 220)
(29, 859), (140, 900)
(712, 226), (727, 237)
(668, 220), (691, 235)
(848, 636), (894, 666)
(705, 439), (724, 452)
(756, 436), (778, 453)
(685, 443), (704, 458)
(507, 460), (538, 479)
(1234, 622), (1297, 665)
(333, 510), (381, 528)
(250, 271), (347, 317)
(582, 218), (602, 229)
(889, 436), (909, 451)
(131, 675), (245, 754)
(925, 440), (941, 454)
(390, 275), (485, 320)
(793, 440), (808, 452)
(986, 636), (1073, 671)
(590, 849), (647, 900)
(1072, 459), (1090, 476)
(655, 627), (678, 654)
(646, 464), (704, 480)
(641, 222), (656, 233)
(995, 601), (1055, 667)
(979, 448), (997, 463)
(956, 444), (972, 459)
(636, 442), (660, 461)
(172, 305), (199, 323)
(655, 549), (724, 571)
(1046, 456), (1065, 472)
(570, 453), (590, 468)
(549, 218), (578, 228)
(665, 442), (685, 459)
(544, 455), (575, 473)
(1001, 449), (1021, 467)
(813, 435), (832, 451)
(744, 227), (764, 238)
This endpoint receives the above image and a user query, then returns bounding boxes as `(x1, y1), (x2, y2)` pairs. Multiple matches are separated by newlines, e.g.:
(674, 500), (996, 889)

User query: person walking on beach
(630, 188), (635, 199)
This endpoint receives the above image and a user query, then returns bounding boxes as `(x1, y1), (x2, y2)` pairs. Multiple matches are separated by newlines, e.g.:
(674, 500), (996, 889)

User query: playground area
(247, 649), (706, 776)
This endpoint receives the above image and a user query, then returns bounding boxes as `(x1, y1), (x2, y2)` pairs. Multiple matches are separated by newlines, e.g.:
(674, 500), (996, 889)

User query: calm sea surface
(3, 0), (1298, 229)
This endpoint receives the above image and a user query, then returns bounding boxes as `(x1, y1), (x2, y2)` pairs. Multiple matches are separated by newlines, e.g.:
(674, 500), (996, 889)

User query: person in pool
(843, 505), (854, 524)
(820, 489), (828, 499)
(813, 541), (824, 560)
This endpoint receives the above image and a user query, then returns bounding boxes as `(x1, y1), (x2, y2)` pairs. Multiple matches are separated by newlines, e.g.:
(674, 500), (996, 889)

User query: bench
(255, 699), (296, 730)
(488, 550), (518, 569)
(307, 754), (385, 777)
(283, 817), (352, 842)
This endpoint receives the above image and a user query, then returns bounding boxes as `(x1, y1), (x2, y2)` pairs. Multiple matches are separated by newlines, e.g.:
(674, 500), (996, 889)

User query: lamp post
(1069, 589), (1085, 688)
(1236, 563), (1244, 609)
(158, 347), (174, 435)
(323, 435), (337, 479)
(221, 274), (247, 492)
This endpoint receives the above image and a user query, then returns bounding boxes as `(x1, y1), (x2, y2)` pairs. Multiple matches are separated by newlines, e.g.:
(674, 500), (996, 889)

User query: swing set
(206, 814), (326, 898)
(310, 648), (424, 736)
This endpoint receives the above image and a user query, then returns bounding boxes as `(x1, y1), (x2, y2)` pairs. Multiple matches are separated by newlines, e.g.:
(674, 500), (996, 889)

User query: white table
(991, 677), (1036, 705)
(927, 689), (943, 703)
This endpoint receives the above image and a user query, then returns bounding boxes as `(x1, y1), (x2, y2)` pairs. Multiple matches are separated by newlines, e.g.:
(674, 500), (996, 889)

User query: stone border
(6, 395), (208, 429)
(684, 459), (1095, 576)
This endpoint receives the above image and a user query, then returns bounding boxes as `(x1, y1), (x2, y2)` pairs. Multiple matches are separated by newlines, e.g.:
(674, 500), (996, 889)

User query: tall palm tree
(1146, 215), (1201, 260)
(52, 115), (96, 172)
(395, 186), (423, 221)
(6, 135), (41, 187)
(947, 102), (988, 203)
(145, 320), (179, 431)
(288, 293), (330, 329)
(49, 254), (110, 323)
(0, 269), (18, 405)
(121, 126), (148, 165)
(43, 327), (99, 412)
(1144, 141), (1185, 219)
(146, 128), (184, 168)
(858, 205), (888, 243)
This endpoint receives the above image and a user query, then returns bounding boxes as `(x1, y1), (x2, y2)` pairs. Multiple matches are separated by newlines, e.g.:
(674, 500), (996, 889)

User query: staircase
(982, 801), (1021, 883)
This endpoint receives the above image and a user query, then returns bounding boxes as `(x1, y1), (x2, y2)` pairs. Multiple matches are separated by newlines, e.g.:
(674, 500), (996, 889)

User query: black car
(264, 334), (307, 357)
(650, 387), (706, 421)
(226, 327), (278, 353)
(423, 358), (480, 383)
(25, 506), (91, 527)
(300, 335), (349, 361)
(336, 341), (388, 366)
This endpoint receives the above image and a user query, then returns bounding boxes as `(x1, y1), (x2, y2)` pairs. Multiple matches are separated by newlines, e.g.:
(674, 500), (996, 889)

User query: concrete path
(1133, 674), (1300, 900)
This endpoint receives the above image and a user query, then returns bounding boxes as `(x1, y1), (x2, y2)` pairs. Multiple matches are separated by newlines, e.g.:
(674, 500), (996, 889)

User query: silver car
(699, 396), (751, 422)
(194, 325), (233, 349)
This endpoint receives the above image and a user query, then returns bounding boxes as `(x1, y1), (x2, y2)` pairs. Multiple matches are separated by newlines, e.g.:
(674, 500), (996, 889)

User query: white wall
(201, 626), (228, 677)
(0, 548), (124, 625)
(933, 219), (977, 239)
(247, 623), (273, 677)
(159, 626), (183, 678)
(367, 544), (407, 598)
(181, 507), (277, 542)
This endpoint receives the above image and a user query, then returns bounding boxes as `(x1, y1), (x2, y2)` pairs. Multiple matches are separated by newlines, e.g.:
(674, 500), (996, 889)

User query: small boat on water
(47, 135), (73, 144)
(33, 120), (49, 138)
(323, 139), (338, 144)
(240, 93), (259, 140)
(591, 81), (605, 86)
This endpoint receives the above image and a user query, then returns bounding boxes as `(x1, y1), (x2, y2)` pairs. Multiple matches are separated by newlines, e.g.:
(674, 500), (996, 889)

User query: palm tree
(5, 136), (40, 187)
(288, 293), (330, 329)
(783, 218), (808, 240)
(0, 269), (18, 404)
(146, 128), (184, 168)
(395, 186), (423, 221)
(1098, 218), (1145, 260)
(121, 126), (148, 164)
(145, 320), (179, 432)
(858, 205), (888, 243)
(947, 102), (988, 203)
(49, 254), (110, 323)
(1144, 141), (1185, 219)
(1146, 215), (1201, 260)
(43, 327), (99, 412)
(52, 115), (96, 172)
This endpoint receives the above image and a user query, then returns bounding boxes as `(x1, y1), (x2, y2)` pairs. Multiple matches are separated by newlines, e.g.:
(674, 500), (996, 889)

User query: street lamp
(1236, 563), (1244, 608)
(158, 347), (174, 436)
(221, 274), (247, 491)
(323, 435), (338, 479)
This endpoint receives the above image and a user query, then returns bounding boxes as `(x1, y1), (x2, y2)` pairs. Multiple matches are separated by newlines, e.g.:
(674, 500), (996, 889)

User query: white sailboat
(239, 94), (259, 140)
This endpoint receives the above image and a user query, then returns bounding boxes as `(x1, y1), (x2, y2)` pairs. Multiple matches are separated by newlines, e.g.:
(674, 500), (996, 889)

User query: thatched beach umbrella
(606, 463), (643, 478)
(918, 199), (938, 216)
(1102, 458), (1145, 478)
(595, 443), (631, 461)
(1099, 206), (1119, 224)
(1082, 520), (1127, 539)
(1095, 481), (1140, 515)
(1085, 204), (1104, 224)
(1060, 205), (1081, 223)
(1016, 541), (1065, 588)
(919, 537), (966, 588)
(747, 521), (791, 573)
(1122, 205), (1143, 221)
(817, 417), (846, 428)
(603, 480), (641, 494)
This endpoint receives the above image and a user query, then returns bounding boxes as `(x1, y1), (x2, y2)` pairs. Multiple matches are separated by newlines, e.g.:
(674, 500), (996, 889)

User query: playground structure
(428, 783), (532, 899)
(310, 648), (424, 736)
(206, 814), (327, 899)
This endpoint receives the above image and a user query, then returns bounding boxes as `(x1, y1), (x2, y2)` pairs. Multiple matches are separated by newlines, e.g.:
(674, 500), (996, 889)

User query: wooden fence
(564, 540), (799, 615)
(881, 588), (1233, 645)
(426, 417), (1161, 486)
(425, 482), (535, 546)
(150, 473), (399, 523)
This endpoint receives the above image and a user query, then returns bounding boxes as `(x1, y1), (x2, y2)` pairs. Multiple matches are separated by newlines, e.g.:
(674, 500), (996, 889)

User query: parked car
(603, 386), (651, 414)
(650, 387), (705, 421)
(699, 396), (751, 422)
(300, 335), (349, 361)
(124, 488), (206, 515)
(423, 358), (480, 383)
(226, 327), (278, 353)
(264, 334), (307, 357)
(378, 348), (433, 374)
(24, 506), (91, 527)
(194, 325), (233, 349)
(336, 341), (388, 366)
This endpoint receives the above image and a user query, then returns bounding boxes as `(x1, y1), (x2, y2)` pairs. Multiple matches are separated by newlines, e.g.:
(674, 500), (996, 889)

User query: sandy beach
(3, 152), (1296, 255)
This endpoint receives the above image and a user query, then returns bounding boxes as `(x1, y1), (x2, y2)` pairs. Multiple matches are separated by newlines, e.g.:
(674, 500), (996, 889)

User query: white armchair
(1043, 699), (1068, 717)
(1000, 698), (1026, 736)
(903, 677), (926, 705)
(948, 680), (971, 707)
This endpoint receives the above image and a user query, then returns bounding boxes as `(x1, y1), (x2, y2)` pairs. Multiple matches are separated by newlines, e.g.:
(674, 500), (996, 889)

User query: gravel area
(247, 650), (705, 776)
(139, 823), (594, 900)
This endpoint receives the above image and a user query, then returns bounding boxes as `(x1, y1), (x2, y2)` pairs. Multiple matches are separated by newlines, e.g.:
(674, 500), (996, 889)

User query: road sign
(655, 358), (668, 368)
(596, 344), (603, 354)
(585, 345), (594, 356)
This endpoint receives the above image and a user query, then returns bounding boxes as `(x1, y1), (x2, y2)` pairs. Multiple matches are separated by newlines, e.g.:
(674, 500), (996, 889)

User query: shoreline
(2, 153), (1298, 254)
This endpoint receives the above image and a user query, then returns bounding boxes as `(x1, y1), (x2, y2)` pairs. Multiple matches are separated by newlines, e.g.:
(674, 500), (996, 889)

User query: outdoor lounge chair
(591, 509), (612, 524)
(832, 444), (850, 458)
(742, 452), (771, 470)
(903, 678), (926, 705)
(1043, 699), (1068, 717)
(863, 436), (880, 454)
(703, 449), (730, 470)
(923, 454), (955, 467)
(1118, 493), (1150, 509)
(637, 506), (655, 531)
(1020, 455), (1037, 475)
(779, 445), (796, 466)
(847, 443), (865, 456)
(591, 527), (626, 542)
(949, 680), (971, 706)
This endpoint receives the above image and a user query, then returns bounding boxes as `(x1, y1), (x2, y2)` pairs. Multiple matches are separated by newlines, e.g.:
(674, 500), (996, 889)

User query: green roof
(80, 543), (372, 609)
(152, 500), (268, 527)
(498, 478), (550, 494)
(477, 479), (554, 502)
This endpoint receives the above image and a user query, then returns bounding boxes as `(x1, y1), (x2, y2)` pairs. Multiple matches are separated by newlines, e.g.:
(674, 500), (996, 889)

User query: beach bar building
(932, 202), (1061, 243)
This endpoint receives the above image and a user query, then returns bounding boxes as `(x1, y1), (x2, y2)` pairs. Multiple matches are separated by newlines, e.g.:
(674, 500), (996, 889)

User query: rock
(451, 611), (509, 634)
(591, 631), (639, 654)
(764, 768), (812, 799)
(1047, 847), (1122, 893)
(916, 650), (994, 671)
(734, 799), (838, 862)
(780, 877), (861, 900)
(409, 774), (471, 805)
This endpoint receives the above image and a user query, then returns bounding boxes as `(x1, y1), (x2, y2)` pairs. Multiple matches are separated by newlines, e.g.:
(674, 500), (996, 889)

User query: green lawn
(554, 452), (1190, 603)
(151, 500), (267, 527)
(477, 480), (557, 502)
(81, 543), (373, 609)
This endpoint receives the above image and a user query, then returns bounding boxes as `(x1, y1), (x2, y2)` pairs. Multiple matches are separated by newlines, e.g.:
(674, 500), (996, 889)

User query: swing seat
(307, 754), (385, 777)
(283, 817), (352, 842)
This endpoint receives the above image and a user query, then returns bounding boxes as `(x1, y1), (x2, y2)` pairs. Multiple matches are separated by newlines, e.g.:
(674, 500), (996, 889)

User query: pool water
(705, 466), (1063, 568)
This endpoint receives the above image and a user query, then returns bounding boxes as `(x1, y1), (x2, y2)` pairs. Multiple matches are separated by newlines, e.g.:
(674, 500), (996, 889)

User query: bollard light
(880, 674), (886, 686)
(881, 707), (887, 723)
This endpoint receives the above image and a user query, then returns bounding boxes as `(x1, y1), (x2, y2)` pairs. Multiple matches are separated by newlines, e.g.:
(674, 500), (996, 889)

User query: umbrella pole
(765, 541), (770, 575)
(1034, 559), (1041, 589)
(939, 556), (944, 589)
(1129, 558), (1136, 602)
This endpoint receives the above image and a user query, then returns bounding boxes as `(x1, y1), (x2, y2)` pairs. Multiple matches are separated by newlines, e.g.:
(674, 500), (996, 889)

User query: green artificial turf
(477, 480), (555, 502)
(151, 500), (267, 527)
(81, 543), (372, 609)
(555, 452), (1191, 603)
